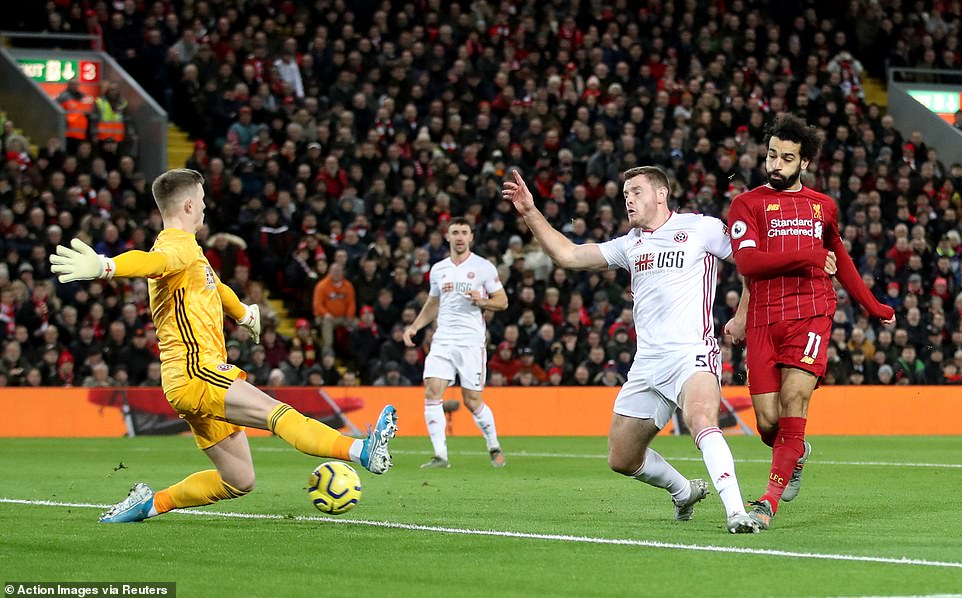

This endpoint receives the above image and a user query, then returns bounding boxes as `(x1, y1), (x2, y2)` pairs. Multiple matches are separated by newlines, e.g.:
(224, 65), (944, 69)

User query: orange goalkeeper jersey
(124, 228), (244, 391)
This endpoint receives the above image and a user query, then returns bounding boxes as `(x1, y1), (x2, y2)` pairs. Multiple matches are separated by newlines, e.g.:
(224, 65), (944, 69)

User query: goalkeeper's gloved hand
(49, 238), (116, 283)
(238, 303), (261, 344)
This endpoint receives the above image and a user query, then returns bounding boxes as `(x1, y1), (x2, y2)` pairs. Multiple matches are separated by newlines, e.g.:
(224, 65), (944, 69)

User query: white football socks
(695, 426), (746, 516)
(424, 401), (448, 461)
(348, 440), (363, 463)
(471, 402), (500, 451)
(631, 448), (691, 504)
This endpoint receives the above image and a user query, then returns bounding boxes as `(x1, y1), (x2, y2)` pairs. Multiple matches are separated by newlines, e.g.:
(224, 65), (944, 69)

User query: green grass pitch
(1, 435), (961, 597)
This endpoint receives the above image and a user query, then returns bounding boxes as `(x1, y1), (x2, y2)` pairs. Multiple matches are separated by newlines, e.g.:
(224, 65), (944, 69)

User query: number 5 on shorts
(694, 354), (708, 368)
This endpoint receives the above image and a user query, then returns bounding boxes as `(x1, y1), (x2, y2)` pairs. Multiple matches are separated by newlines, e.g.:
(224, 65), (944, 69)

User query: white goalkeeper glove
(238, 303), (261, 343)
(49, 238), (116, 283)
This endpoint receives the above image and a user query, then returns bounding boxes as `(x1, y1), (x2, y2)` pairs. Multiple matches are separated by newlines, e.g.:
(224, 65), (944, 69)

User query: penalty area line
(2, 497), (961, 570)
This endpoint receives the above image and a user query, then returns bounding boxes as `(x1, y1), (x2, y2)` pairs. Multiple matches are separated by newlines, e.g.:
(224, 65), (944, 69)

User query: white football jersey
(429, 252), (503, 346)
(599, 212), (732, 358)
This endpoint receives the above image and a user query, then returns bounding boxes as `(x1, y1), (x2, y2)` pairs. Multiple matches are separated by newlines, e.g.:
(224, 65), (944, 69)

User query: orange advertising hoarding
(0, 386), (958, 438)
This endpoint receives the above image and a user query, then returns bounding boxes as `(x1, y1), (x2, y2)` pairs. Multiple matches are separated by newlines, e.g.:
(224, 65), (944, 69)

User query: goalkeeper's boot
(420, 456), (450, 469)
(726, 512), (760, 534)
(747, 499), (774, 530)
(99, 483), (154, 523)
(673, 479), (710, 521)
(780, 441), (811, 502)
(360, 405), (397, 475)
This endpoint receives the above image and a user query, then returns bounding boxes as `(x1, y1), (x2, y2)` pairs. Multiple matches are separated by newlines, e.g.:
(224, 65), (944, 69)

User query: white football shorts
(613, 344), (721, 428)
(423, 343), (487, 391)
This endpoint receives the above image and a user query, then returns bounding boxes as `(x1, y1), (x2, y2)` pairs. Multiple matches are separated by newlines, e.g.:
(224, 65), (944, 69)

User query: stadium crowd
(2, 0), (962, 388)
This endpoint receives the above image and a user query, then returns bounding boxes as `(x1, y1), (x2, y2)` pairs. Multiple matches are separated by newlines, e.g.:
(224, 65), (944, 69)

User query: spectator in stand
(273, 48), (304, 100)
(205, 233), (250, 284)
(279, 347), (307, 386)
(546, 366), (565, 386)
(398, 346), (424, 385)
(515, 347), (548, 385)
(317, 348), (341, 387)
(289, 318), (319, 366)
(259, 327), (288, 369)
(116, 328), (154, 385)
(378, 324), (407, 366)
(372, 361), (412, 387)
(348, 306), (381, 383)
(594, 360), (627, 387)
(488, 341), (521, 383)
(353, 258), (384, 312)
(171, 63), (204, 140)
(141, 361), (162, 387)
(894, 345), (928, 384)
(312, 262), (356, 352)
(82, 362), (114, 388)
(226, 107), (257, 154)
(243, 345), (271, 387)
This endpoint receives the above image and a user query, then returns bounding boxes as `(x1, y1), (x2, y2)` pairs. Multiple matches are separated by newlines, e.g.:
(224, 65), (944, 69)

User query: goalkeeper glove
(238, 303), (261, 343)
(49, 238), (116, 283)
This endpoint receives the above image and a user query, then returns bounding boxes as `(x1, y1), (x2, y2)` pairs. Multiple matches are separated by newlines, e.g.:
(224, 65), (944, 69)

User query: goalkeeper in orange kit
(50, 168), (397, 523)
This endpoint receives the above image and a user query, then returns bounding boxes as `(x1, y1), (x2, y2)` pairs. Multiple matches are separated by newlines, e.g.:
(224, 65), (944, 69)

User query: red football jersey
(728, 185), (839, 327)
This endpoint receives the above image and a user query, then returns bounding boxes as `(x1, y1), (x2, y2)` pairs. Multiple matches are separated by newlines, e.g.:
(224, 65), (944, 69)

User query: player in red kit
(725, 114), (896, 529)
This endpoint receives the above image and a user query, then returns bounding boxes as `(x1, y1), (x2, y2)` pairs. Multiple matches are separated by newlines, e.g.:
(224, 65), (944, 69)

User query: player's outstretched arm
(217, 282), (261, 343)
(49, 239), (171, 283)
(403, 295), (439, 347)
(502, 170), (607, 271)
(825, 236), (896, 324)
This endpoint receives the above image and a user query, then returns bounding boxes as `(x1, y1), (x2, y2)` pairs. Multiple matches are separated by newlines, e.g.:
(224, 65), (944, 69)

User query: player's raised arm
(49, 239), (174, 282)
(502, 170), (608, 271)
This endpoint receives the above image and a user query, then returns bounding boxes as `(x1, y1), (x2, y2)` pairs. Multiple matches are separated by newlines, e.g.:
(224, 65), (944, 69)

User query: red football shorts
(745, 315), (833, 395)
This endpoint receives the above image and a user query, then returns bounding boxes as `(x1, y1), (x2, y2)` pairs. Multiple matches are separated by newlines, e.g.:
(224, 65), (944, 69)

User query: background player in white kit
(403, 217), (509, 468)
(502, 166), (758, 533)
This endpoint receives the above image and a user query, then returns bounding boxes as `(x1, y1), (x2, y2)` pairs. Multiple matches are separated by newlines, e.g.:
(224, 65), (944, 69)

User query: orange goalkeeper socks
(153, 469), (248, 514)
(268, 403), (353, 461)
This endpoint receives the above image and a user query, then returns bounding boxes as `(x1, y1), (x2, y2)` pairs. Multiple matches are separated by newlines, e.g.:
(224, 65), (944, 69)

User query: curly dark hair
(765, 114), (823, 162)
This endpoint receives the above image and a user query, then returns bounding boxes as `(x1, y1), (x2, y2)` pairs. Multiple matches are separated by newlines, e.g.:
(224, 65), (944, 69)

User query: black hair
(765, 114), (823, 161)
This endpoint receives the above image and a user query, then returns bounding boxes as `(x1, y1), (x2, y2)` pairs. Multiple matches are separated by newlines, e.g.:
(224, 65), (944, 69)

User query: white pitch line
(256, 447), (962, 469)
(24, 445), (962, 469)
(2, 497), (961, 571)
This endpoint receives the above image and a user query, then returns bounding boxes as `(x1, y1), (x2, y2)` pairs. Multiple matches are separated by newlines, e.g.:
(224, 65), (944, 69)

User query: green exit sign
(17, 58), (100, 83)
(908, 90), (961, 113)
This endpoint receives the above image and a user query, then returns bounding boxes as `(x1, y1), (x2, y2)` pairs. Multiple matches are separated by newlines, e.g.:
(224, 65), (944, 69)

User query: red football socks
(760, 417), (806, 512)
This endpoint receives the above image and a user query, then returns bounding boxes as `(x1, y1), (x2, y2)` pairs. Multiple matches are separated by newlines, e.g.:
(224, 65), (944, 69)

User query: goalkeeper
(51, 168), (397, 523)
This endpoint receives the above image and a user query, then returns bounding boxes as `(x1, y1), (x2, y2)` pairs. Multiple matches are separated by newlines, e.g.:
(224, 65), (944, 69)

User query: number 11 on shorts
(801, 331), (822, 365)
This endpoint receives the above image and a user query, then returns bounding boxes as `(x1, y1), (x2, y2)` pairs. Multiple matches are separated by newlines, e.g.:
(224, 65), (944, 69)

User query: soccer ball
(308, 461), (362, 515)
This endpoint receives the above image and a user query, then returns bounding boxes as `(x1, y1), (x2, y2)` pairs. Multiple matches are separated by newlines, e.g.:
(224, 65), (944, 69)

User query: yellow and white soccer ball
(308, 461), (362, 515)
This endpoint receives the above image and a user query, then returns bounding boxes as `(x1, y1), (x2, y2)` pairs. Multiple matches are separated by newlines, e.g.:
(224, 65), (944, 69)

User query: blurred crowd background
(2, 0), (962, 388)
